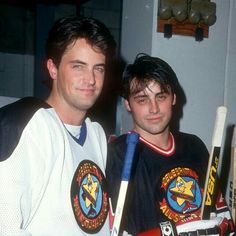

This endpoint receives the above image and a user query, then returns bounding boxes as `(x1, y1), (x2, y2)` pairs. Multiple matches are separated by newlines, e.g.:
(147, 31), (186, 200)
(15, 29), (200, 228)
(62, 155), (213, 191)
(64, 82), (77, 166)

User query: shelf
(157, 16), (209, 38)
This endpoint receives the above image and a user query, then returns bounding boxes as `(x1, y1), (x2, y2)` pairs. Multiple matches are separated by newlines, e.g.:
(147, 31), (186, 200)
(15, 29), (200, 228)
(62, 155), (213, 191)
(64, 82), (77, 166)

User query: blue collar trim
(68, 121), (87, 146)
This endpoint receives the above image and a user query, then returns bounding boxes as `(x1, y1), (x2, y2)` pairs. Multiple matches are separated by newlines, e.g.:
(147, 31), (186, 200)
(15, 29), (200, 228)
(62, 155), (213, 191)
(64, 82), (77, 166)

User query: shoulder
(0, 97), (50, 161)
(173, 131), (209, 159)
(86, 118), (103, 131)
(0, 96), (50, 130)
(108, 133), (127, 149)
(107, 134), (129, 164)
(85, 118), (106, 138)
(0, 96), (50, 120)
(106, 134), (128, 175)
(173, 131), (206, 146)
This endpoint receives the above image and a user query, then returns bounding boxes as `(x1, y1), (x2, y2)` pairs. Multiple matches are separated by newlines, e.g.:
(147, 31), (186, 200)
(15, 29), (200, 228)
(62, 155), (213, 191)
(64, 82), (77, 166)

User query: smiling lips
(147, 116), (162, 122)
(147, 116), (161, 124)
(77, 87), (95, 94)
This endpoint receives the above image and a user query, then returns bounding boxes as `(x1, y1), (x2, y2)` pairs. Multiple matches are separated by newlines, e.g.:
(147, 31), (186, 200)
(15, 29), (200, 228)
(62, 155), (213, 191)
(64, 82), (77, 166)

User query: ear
(172, 93), (176, 105)
(124, 99), (131, 112)
(47, 59), (58, 80)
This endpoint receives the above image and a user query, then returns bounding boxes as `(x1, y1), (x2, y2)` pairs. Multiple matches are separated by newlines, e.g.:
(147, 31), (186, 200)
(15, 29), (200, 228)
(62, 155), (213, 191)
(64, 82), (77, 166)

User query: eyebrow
(133, 91), (165, 98)
(69, 60), (86, 65)
(69, 60), (105, 67)
(133, 94), (147, 99)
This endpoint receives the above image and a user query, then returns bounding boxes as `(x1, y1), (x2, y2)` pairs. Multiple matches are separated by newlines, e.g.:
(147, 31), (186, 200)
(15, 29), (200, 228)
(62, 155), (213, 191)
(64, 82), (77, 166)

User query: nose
(149, 100), (159, 114)
(85, 68), (96, 86)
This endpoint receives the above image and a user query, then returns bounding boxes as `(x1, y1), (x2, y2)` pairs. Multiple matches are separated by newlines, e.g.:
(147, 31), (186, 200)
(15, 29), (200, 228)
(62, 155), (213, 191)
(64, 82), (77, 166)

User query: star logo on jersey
(170, 176), (194, 203)
(71, 160), (108, 233)
(82, 174), (99, 216)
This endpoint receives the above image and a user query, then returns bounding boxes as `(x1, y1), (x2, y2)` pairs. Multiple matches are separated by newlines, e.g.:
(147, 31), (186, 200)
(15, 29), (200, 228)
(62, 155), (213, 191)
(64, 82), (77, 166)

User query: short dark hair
(122, 53), (179, 99)
(45, 16), (116, 67)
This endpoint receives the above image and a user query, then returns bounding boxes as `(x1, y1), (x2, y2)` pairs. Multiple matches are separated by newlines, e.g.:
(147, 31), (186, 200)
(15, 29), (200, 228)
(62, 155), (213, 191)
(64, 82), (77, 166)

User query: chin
(148, 126), (168, 135)
(82, 101), (95, 110)
(82, 103), (95, 110)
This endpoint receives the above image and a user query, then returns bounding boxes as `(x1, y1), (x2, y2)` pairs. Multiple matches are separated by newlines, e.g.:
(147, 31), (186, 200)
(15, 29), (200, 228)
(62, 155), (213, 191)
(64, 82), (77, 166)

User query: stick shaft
(200, 106), (227, 219)
(111, 132), (139, 236)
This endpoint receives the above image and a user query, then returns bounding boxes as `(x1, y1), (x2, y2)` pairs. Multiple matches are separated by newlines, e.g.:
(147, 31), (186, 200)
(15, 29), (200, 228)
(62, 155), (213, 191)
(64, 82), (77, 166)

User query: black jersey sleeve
(0, 97), (50, 161)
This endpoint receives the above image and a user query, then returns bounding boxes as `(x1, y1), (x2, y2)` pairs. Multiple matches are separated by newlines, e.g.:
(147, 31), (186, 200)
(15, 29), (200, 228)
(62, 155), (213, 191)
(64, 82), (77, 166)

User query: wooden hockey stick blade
(200, 106), (227, 219)
(111, 132), (139, 236)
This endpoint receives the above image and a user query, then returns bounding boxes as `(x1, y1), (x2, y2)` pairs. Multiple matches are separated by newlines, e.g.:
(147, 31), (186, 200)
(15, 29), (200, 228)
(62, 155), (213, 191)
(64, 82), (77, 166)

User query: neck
(46, 96), (86, 126)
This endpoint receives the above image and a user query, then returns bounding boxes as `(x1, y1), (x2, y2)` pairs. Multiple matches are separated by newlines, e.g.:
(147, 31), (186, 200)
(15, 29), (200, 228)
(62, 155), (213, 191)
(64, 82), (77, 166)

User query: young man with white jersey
(106, 54), (235, 236)
(0, 16), (116, 235)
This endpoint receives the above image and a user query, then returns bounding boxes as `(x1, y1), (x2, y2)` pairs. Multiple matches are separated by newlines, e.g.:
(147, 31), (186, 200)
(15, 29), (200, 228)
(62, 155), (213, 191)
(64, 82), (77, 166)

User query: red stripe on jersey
(139, 133), (175, 156)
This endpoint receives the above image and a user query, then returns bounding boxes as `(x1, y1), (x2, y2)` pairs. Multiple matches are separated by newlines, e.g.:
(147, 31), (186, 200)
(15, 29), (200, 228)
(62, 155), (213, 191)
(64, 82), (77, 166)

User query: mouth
(77, 86), (95, 91)
(146, 116), (162, 124)
(77, 87), (95, 94)
(147, 115), (162, 121)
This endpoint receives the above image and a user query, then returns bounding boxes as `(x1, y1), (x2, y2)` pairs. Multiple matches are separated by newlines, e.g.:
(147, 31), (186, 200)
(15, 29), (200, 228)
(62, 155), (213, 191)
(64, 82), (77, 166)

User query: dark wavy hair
(45, 16), (116, 67)
(122, 53), (180, 100)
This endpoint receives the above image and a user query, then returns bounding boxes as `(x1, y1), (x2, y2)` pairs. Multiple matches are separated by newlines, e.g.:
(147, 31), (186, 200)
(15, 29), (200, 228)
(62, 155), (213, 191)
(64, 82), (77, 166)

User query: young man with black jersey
(106, 54), (234, 236)
(0, 16), (116, 235)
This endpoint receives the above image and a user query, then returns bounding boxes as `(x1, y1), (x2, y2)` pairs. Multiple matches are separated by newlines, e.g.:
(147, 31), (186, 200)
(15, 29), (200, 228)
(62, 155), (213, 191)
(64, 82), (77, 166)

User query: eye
(94, 66), (105, 74)
(157, 93), (167, 101)
(135, 97), (148, 104)
(73, 64), (84, 70)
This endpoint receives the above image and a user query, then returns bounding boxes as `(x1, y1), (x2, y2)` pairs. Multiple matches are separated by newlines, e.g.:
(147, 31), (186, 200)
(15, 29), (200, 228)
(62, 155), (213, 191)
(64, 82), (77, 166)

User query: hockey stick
(111, 132), (139, 236)
(200, 106), (227, 219)
(229, 125), (236, 224)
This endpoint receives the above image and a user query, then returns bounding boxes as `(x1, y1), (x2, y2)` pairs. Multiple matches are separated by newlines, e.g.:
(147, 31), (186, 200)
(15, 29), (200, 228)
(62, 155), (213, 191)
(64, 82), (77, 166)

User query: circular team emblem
(167, 175), (202, 214)
(71, 160), (108, 234)
(160, 167), (202, 222)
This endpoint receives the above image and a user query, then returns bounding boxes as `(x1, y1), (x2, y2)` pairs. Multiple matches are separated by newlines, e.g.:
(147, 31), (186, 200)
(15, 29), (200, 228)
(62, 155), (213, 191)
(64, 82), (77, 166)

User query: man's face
(49, 38), (106, 113)
(125, 80), (176, 137)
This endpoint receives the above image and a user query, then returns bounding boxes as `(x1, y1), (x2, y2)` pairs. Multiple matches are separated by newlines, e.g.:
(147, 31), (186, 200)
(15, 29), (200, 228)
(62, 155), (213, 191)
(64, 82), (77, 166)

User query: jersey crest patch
(160, 167), (202, 222)
(71, 160), (108, 233)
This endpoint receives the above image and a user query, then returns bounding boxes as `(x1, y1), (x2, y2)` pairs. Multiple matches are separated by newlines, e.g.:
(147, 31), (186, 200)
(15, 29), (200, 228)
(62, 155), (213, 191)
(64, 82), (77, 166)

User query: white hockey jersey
(0, 97), (109, 236)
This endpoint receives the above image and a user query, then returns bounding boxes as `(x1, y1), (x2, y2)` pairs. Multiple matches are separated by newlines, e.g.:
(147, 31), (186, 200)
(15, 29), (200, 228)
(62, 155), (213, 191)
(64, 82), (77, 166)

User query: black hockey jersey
(106, 132), (211, 235)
